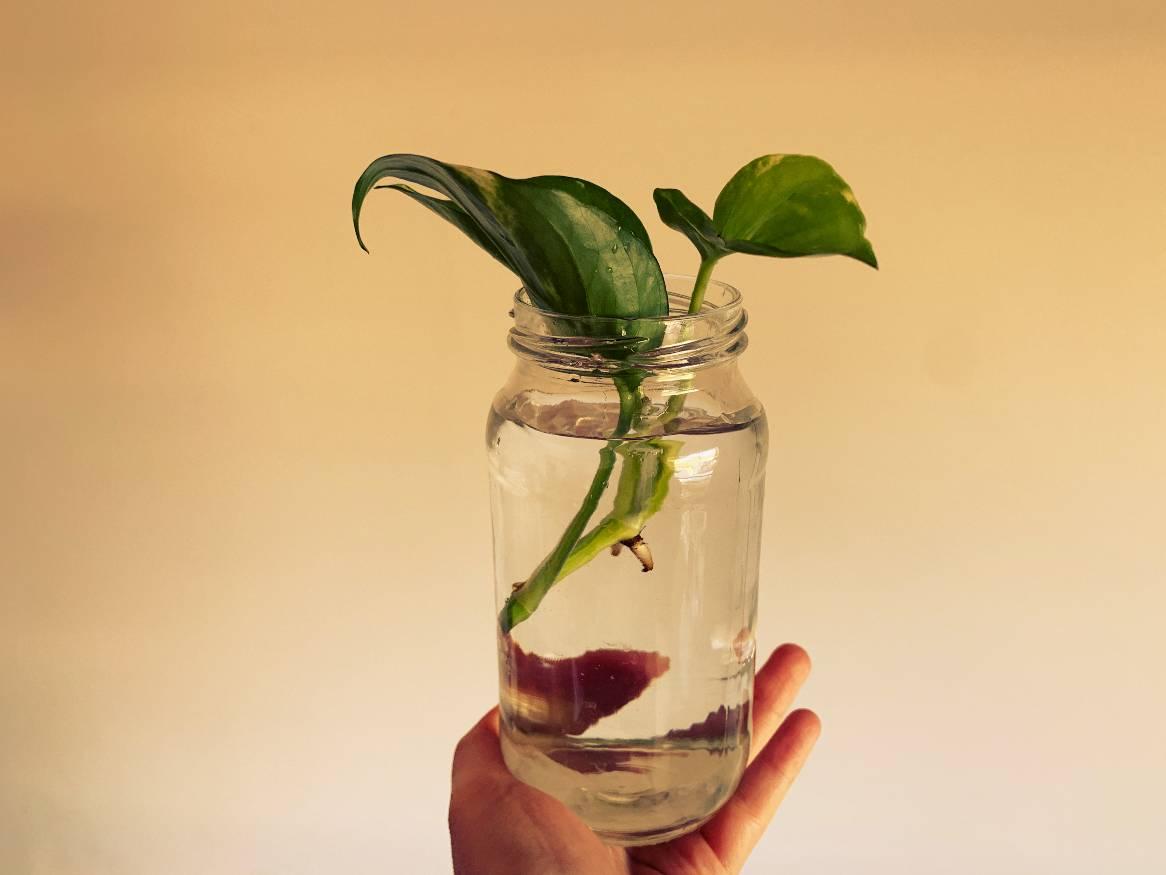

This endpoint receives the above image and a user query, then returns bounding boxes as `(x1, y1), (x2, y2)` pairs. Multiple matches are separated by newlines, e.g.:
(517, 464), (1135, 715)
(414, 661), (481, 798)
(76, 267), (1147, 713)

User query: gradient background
(3, 2), (1165, 873)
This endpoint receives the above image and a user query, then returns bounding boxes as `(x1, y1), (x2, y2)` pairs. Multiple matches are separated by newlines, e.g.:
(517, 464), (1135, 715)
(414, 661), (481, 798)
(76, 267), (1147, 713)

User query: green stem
(499, 375), (639, 633)
(687, 254), (720, 317)
(499, 260), (722, 633)
(615, 373), (640, 434)
(499, 441), (620, 633)
(658, 254), (722, 425)
(556, 439), (680, 579)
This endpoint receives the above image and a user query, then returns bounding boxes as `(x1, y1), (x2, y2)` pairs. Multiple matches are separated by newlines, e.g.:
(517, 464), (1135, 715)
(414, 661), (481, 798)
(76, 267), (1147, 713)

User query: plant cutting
(353, 152), (875, 845)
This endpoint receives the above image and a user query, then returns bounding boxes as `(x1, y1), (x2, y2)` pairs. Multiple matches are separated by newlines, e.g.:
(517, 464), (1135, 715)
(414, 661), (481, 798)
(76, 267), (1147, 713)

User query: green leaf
(653, 189), (730, 262)
(713, 154), (877, 268)
(526, 175), (656, 254)
(353, 153), (668, 319)
(653, 154), (877, 269)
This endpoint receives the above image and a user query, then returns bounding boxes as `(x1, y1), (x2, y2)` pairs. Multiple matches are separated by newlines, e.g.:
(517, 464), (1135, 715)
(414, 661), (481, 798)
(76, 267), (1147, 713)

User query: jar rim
(508, 273), (748, 374)
(510, 273), (743, 326)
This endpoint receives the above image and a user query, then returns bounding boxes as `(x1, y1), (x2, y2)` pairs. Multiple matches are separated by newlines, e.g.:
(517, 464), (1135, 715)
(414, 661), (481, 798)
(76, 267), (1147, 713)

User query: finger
(702, 708), (821, 872)
(451, 707), (506, 792)
(748, 644), (812, 765)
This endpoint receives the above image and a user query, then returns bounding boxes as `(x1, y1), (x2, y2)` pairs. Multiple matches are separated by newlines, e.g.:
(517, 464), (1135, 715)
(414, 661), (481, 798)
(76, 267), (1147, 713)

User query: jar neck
(508, 353), (746, 393)
(508, 275), (749, 378)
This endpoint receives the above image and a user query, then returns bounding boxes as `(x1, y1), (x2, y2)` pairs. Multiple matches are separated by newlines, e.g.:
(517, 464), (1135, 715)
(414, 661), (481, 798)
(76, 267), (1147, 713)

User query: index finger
(701, 708), (822, 872)
(749, 643), (812, 764)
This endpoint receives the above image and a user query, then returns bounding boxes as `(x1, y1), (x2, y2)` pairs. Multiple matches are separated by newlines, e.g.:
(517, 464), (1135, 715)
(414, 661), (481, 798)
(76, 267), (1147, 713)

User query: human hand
(449, 644), (820, 874)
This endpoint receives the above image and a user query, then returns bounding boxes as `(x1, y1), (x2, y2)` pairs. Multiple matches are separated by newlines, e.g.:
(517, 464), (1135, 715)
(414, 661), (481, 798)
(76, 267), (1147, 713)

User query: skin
(450, 644), (821, 875)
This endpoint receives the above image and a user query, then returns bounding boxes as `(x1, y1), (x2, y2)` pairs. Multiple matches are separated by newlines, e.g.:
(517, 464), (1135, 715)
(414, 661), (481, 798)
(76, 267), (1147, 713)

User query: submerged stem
(499, 441), (620, 633)
(554, 439), (679, 579)
(499, 375), (640, 633)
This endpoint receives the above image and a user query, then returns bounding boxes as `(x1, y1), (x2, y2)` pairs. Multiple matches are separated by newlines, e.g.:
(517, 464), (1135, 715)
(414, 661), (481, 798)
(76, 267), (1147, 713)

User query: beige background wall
(3, 2), (1164, 872)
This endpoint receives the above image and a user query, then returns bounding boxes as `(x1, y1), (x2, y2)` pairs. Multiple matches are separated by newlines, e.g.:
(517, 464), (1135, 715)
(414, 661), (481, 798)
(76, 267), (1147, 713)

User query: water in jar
(488, 404), (766, 845)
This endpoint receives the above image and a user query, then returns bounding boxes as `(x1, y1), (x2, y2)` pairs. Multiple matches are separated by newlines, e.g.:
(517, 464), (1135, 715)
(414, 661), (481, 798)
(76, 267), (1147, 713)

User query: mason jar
(486, 275), (768, 846)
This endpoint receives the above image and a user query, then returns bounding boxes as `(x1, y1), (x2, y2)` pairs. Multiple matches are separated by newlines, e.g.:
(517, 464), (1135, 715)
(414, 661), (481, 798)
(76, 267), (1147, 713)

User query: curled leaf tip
(352, 191), (371, 253)
(854, 238), (878, 269)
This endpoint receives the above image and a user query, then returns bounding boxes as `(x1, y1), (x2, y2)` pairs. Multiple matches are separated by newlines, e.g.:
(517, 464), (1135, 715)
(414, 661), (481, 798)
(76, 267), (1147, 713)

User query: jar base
(500, 723), (747, 846)
(591, 813), (715, 847)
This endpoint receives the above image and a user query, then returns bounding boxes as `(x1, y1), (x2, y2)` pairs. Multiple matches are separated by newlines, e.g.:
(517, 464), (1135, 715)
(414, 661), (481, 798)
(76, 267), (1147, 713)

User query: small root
(619, 534), (654, 573)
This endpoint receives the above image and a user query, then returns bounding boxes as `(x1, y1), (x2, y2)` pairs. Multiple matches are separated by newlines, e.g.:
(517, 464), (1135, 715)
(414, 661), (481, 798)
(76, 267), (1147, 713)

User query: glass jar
(486, 275), (767, 846)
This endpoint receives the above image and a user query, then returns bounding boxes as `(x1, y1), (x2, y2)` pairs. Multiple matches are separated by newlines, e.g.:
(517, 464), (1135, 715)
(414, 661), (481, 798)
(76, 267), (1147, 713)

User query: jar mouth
(510, 274), (743, 327)
(509, 274), (748, 375)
